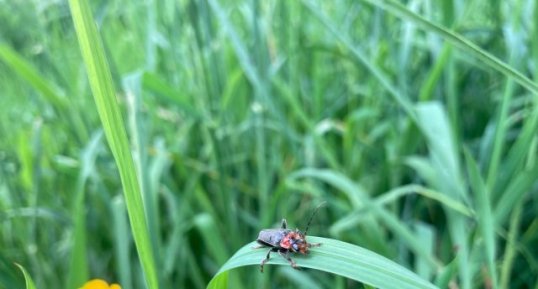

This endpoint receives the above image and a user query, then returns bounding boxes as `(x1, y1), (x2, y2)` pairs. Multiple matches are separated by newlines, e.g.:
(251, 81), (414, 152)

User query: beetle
(253, 203), (324, 272)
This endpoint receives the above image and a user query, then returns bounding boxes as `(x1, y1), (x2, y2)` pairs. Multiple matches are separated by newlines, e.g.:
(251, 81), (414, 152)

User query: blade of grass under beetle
(68, 0), (159, 288)
(207, 237), (439, 289)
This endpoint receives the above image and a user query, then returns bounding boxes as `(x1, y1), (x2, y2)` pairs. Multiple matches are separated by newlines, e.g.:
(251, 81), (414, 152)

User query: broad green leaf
(207, 237), (439, 289)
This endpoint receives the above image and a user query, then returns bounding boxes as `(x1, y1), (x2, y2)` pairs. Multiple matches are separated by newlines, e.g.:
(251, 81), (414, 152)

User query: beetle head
(292, 230), (309, 254)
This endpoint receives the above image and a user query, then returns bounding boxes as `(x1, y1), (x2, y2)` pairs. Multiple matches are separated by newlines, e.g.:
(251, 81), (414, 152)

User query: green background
(1, 0), (537, 288)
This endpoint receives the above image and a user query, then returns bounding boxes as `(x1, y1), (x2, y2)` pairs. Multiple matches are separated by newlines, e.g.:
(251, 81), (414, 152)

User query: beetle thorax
(279, 230), (309, 254)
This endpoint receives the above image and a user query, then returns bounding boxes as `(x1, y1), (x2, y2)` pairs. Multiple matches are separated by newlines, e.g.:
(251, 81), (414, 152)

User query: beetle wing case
(256, 229), (291, 247)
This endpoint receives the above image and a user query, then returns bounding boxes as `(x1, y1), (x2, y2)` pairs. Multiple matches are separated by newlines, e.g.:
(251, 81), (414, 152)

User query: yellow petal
(80, 279), (121, 289)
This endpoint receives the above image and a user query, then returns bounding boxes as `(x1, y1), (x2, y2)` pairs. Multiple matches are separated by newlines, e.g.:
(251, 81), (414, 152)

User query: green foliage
(1, 0), (538, 288)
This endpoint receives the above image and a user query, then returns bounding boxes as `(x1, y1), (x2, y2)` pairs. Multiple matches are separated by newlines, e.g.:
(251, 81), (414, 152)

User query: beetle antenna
(303, 201), (326, 236)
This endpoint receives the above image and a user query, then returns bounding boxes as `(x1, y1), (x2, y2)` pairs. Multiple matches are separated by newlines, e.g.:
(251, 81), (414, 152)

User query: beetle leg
(260, 248), (273, 273)
(280, 219), (287, 229)
(278, 249), (298, 269)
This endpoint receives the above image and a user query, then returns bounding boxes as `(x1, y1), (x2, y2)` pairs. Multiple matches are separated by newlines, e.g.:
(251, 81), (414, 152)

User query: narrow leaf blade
(207, 237), (439, 289)
(15, 264), (37, 289)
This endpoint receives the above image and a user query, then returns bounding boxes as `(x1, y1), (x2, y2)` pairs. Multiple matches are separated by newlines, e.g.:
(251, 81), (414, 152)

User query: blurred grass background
(1, 0), (538, 288)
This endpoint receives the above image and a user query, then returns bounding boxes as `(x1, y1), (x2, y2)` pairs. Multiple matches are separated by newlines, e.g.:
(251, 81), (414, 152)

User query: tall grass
(1, 0), (537, 288)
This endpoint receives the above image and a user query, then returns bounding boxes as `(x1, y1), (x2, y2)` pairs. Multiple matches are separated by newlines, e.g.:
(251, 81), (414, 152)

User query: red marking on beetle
(279, 236), (292, 249)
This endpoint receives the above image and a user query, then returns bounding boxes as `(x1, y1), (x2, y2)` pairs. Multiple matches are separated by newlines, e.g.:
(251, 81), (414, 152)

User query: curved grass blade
(289, 169), (440, 268)
(207, 237), (439, 289)
(15, 264), (36, 289)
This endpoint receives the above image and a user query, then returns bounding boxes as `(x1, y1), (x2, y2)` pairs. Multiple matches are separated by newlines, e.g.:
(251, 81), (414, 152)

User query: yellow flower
(79, 279), (121, 289)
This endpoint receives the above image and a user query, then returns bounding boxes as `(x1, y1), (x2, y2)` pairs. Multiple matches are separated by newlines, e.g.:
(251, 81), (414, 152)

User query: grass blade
(464, 150), (497, 288)
(375, 184), (474, 217)
(415, 102), (471, 289)
(301, 0), (416, 120)
(111, 196), (133, 289)
(15, 264), (37, 289)
(289, 169), (440, 268)
(499, 201), (523, 289)
(0, 45), (66, 109)
(360, 0), (538, 96)
(67, 1), (159, 288)
(207, 237), (439, 289)
(66, 132), (102, 289)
